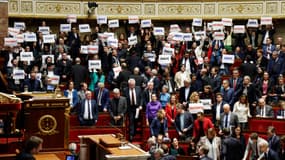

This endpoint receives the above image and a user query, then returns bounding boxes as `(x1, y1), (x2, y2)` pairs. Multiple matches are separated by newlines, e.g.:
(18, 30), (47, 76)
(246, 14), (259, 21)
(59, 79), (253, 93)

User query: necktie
(264, 152), (268, 160)
(88, 100), (91, 120)
(131, 89), (135, 106)
(233, 79), (237, 90)
(255, 143), (259, 157)
(261, 108), (264, 117)
(98, 89), (102, 106)
(225, 114), (229, 128)
(149, 91), (152, 102)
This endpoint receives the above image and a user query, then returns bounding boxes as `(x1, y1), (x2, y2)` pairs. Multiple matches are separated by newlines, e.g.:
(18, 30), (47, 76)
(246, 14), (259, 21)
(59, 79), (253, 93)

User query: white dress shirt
(83, 100), (93, 120)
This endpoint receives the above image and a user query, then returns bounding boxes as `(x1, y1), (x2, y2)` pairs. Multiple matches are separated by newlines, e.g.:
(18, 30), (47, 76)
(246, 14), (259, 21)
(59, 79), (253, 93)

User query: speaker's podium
(20, 92), (70, 151)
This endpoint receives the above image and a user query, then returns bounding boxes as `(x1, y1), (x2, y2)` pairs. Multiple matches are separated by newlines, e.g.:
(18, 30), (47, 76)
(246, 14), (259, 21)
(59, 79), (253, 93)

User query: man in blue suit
(21, 71), (42, 92)
(78, 91), (98, 126)
(94, 82), (110, 112)
(221, 80), (235, 109)
(259, 140), (280, 160)
(267, 126), (281, 153)
(267, 51), (284, 84)
(262, 38), (276, 59)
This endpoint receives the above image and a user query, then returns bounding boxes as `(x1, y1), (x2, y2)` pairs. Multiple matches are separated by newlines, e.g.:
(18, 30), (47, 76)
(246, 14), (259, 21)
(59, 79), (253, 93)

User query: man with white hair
(148, 69), (160, 92)
(94, 82), (110, 112)
(109, 88), (127, 126)
(123, 78), (143, 141)
(179, 78), (193, 104)
(256, 98), (274, 118)
(219, 104), (239, 134)
(258, 140), (280, 160)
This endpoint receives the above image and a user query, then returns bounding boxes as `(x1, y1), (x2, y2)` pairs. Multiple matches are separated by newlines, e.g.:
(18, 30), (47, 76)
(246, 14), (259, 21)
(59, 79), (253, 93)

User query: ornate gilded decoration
(218, 3), (263, 15)
(282, 2), (285, 14)
(144, 4), (155, 15)
(37, 114), (59, 136)
(9, 0), (18, 13)
(21, 1), (33, 13)
(97, 4), (141, 15)
(36, 2), (80, 14)
(266, 2), (278, 14)
(204, 3), (215, 15)
(0, 92), (21, 104)
(158, 4), (201, 15)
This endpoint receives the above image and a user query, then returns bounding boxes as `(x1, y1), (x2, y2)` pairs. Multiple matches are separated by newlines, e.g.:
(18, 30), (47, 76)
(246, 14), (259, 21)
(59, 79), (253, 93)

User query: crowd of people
(1, 18), (285, 160)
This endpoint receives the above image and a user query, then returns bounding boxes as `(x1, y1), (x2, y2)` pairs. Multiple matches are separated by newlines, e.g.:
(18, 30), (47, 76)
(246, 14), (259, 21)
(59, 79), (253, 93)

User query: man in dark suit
(143, 81), (158, 109)
(94, 82), (110, 112)
(198, 145), (213, 160)
(209, 67), (221, 93)
(267, 126), (281, 153)
(129, 67), (145, 89)
(279, 135), (285, 160)
(277, 101), (285, 119)
(259, 140), (280, 160)
(221, 80), (235, 109)
(68, 27), (81, 59)
(212, 93), (226, 126)
(56, 53), (72, 83)
(160, 74), (175, 94)
(109, 88), (127, 126)
(21, 70), (42, 92)
(175, 103), (194, 141)
(260, 25), (275, 45)
(229, 69), (243, 93)
(221, 128), (243, 160)
(179, 78), (194, 104)
(116, 63), (131, 90)
(123, 78), (143, 141)
(256, 98), (274, 118)
(78, 91), (98, 126)
(219, 104), (239, 135)
(267, 51), (284, 83)
(71, 58), (88, 90)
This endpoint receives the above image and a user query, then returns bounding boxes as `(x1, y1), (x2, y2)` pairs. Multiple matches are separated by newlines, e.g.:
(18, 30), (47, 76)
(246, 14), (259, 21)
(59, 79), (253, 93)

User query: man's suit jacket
(268, 135), (281, 153)
(260, 29), (276, 44)
(221, 88), (235, 108)
(142, 89), (158, 107)
(267, 57), (284, 77)
(71, 64), (88, 90)
(243, 137), (267, 160)
(78, 99), (98, 124)
(193, 117), (214, 139)
(237, 83), (260, 104)
(123, 86), (143, 111)
(150, 117), (168, 137)
(219, 112), (239, 130)
(212, 101), (226, 124)
(208, 75), (221, 93)
(200, 156), (213, 160)
(21, 78), (42, 92)
(94, 88), (110, 110)
(256, 105), (274, 118)
(175, 111), (194, 137)
(229, 77), (243, 92)
(259, 149), (280, 160)
(129, 74), (145, 88)
(222, 136), (243, 160)
(109, 96), (127, 118)
(160, 78), (175, 93)
(63, 89), (79, 108)
(179, 86), (194, 103)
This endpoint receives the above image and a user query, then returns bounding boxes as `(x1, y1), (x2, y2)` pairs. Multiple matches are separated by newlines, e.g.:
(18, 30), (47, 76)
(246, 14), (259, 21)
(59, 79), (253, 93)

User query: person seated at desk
(78, 91), (98, 126)
(150, 109), (168, 138)
(276, 100), (285, 119)
(94, 82), (110, 112)
(21, 70), (42, 92)
(16, 136), (43, 160)
(63, 81), (79, 112)
(255, 98), (274, 118)
(109, 88), (127, 126)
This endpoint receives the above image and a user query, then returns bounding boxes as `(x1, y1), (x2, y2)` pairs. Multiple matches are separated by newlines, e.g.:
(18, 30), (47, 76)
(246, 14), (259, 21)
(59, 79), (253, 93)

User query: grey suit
(220, 112), (239, 133)
(109, 96), (127, 126)
(242, 137), (267, 160)
(256, 105), (274, 118)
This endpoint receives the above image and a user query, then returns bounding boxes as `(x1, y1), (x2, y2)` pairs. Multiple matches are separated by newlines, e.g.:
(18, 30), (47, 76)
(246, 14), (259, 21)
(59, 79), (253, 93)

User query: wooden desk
(34, 151), (69, 160)
(249, 117), (285, 134)
(79, 134), (150, 160)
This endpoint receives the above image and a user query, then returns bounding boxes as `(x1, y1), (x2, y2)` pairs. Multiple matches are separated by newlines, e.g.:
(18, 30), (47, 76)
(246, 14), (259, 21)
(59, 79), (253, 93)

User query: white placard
(38, 26), (50, 35)
(213, 32), (225, 40)
(200, 99), (212, 110)
(162, 47), (174, 55)
(222, 54), (235, 64)
(43, 34), (55, 43)
(172, 32), (184, 41)
(153, 27), (165, 36)
(79, 24), (91, 33)
(88, 45), (99, 54)
(170, 24), (181, 33)
(183, 33), (193, 41)
(158, 55), (171, 64)
(49, 75), (60, 85)
(192, 18), (203, 27)
(261, 17), (272, 25)
(194, 31), (206, 41)
(104, 32), (115, 39)
(207, 22), (213, 30)
(188, 103), (204, 114)
(128, 36), (138, 45)
(89, 60), (101, 70)
(222, 18), (233, 27)
(141, 19), (152, 28)
(107, 38), (118, 48)
(8, 27), (20, 37)
(113, 66), (122, 78)
(4, 38), (17, 47)
(212, 21), (224, 31)
(24, 33), (37, 42)
(108, 19), (119, 28)
(247, 19), (259, 28)
(14, 22), (25, 30)
(80, 45), (88, 54)
(13, 69), (25, 79)
(20, 52), (34, 61)
(16, 34), (24, 43)
(42, 55), (54, 64)
(67, 14), (77, 23)
(98, 33), (108, 41)
(60, 24), (71, 32)
(97, 15), (107, 24)
(233, 25), (245, 34)
(144, 52), (155, 62)
(128, 16), (139, 24)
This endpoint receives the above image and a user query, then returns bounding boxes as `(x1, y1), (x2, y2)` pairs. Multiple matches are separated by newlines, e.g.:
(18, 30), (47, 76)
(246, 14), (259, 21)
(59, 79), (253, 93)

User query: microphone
(109, 122), (125, 140)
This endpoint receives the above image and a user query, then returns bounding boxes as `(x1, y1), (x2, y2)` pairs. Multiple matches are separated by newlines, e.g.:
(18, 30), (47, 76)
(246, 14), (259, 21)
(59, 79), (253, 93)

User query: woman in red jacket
(165, 94), (178, 127)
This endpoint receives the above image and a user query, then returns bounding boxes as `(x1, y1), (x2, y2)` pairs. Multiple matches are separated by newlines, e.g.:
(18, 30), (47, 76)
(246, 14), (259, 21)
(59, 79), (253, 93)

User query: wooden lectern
(21, 93), (70, 151)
